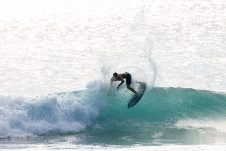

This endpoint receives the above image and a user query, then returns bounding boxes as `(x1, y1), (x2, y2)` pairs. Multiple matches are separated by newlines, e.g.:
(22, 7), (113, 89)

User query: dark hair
(113, 72), (118, 77)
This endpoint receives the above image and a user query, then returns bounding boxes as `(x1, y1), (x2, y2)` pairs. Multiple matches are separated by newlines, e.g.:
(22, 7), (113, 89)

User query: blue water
(1, 84), (226, 147)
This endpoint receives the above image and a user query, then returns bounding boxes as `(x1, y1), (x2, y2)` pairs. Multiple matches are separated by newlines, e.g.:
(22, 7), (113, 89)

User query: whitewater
(0, 0), (226, 150)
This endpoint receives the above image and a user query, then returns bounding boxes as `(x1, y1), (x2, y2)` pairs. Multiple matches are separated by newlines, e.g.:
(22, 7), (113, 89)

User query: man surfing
(110, 72), (137, 94)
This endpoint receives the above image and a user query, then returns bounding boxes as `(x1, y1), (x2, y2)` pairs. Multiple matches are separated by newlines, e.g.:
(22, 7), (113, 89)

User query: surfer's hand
(117, 86), (120, 90)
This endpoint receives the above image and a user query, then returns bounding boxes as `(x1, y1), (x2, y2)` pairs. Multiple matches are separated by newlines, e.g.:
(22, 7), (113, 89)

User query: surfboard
(127, 82), (146, 108)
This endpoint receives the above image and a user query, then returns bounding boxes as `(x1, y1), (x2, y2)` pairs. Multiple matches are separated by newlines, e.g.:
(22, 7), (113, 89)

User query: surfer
(110, 72), (137, 94)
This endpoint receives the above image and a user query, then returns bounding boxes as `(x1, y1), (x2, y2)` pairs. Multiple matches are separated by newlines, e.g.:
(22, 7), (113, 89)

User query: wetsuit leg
(126, 73), (131, 86)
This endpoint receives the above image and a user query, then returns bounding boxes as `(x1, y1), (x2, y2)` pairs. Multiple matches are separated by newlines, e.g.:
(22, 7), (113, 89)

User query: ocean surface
(0, 0), (226, 150)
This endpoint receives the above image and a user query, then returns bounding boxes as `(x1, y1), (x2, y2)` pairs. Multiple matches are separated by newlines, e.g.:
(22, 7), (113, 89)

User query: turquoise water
(1, 85), (226, 147)
(79, 87), (226, 145)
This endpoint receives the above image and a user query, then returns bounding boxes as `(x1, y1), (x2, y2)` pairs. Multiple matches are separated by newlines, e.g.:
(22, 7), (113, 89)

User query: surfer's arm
(117, 80), (124, 90)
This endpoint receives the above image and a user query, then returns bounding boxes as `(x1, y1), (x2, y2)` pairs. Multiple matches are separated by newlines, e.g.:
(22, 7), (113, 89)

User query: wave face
(104, 87), (226, 123)
(1, 85), (226, 145)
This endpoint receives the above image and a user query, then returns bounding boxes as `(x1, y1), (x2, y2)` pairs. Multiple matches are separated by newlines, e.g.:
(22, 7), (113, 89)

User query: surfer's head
(113, 72), (118, 77)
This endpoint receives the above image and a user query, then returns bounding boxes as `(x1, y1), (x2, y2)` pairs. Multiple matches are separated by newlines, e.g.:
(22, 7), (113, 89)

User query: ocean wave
(0, 81), (107, 138)
(0, 84), (226, 138)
